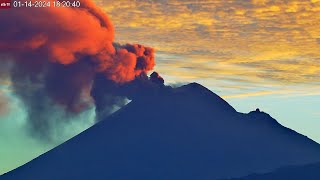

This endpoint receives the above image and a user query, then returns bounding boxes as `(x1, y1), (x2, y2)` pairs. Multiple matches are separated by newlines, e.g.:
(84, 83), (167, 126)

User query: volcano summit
(2, 76), (320, 180)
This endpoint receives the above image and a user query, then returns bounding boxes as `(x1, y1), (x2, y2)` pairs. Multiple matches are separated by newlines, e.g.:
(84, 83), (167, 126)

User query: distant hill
(2, 83), (320, 180)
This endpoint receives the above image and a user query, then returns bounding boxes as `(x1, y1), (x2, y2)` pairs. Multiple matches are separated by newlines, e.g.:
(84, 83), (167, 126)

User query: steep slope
(2, 83), (320, 180)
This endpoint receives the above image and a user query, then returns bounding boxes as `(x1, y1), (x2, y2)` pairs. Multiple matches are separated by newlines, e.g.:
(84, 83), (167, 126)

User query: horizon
(1, 0), (320, 176)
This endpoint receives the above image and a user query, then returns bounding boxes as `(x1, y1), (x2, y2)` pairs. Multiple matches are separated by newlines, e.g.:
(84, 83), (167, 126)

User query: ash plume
(0, 0), (156, 140)
(0, 92), (9, 116)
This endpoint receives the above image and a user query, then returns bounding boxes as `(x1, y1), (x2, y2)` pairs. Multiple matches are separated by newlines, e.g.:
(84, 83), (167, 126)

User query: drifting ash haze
(0, 92), (9, 116)
(0, 0), (156, 140)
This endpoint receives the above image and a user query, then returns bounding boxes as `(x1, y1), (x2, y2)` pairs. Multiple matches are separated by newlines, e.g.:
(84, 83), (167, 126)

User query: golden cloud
(99, 0), (320, 89)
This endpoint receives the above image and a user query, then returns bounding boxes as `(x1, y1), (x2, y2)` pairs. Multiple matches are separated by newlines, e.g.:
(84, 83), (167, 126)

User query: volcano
(1, 82), (320, 180)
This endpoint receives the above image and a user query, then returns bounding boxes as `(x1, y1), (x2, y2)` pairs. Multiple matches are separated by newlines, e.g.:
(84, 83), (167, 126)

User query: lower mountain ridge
(2, 83), (320, 180)
(231, 162), (320, 180)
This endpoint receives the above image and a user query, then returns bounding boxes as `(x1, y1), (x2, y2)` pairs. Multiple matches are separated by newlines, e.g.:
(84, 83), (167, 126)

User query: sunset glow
(0, 0), (320, 175)
(99, 0), (320, 142)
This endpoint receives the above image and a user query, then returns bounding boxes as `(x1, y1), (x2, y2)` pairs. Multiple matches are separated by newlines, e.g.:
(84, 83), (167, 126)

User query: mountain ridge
(231, 161), (320, 180)
(2, 82), (320, 180)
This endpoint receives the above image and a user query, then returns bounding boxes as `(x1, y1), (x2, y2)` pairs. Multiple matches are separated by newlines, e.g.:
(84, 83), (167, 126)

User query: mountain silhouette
(2, 83), (320, 180)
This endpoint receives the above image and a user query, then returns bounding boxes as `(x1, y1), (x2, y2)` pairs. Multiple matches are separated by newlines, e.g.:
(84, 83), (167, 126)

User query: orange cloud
(0, 0), (157, 139)
(100, 0), (320, 86)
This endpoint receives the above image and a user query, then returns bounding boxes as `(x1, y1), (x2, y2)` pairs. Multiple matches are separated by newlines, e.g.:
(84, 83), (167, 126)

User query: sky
(99, 0), (320, 141)
(0, 0), (320, 175)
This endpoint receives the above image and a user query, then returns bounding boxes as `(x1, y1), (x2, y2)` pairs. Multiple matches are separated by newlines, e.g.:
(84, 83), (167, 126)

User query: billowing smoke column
(0, 0), (157, 140)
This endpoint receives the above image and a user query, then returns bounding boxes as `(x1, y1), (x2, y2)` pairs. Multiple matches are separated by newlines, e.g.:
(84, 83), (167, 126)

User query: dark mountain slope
(231, 162), (320, 180)
(2, 83), (320, 180)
